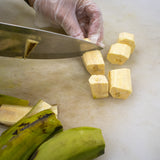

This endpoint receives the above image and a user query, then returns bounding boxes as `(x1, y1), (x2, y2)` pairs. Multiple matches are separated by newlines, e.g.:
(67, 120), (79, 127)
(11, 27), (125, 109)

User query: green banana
(0, 94), (29, 106)
(31, 127), (105, 160)
(0, 109), (63, 160)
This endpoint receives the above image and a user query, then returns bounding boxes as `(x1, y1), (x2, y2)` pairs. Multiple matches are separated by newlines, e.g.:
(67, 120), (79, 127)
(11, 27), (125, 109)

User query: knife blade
(0, 22), (102, 59)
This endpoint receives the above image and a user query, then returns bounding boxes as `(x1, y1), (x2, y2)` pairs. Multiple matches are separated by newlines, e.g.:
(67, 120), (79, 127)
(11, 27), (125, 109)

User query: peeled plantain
(0, 109), (63, 160)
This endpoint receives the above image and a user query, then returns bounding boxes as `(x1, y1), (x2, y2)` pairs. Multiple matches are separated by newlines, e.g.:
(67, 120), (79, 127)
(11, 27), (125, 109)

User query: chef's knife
(0, 22), (102, 59)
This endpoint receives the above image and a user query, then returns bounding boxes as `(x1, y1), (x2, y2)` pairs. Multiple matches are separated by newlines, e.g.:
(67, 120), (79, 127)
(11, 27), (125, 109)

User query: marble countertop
(0, 0), (160, 160)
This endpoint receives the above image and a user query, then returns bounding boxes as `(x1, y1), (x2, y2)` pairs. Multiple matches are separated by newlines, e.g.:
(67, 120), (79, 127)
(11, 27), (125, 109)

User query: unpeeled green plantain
(0, 109), (62, 160)
(31, 127), (105, 160)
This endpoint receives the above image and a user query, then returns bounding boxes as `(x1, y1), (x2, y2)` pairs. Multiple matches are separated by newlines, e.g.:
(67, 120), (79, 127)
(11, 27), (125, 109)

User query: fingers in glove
(78, 15), (90, 38)
(83, 0), (104, 44)
(54, 0), (84, 39)
(61, 13), (84, 39)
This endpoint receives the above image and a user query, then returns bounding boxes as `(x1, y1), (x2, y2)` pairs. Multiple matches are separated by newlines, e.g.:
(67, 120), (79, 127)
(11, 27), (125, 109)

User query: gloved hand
(33, 0), (104, 46)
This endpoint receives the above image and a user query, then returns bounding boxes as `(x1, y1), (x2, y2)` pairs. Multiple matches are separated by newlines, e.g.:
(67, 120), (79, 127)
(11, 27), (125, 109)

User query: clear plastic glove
(33, 0), (104, 46)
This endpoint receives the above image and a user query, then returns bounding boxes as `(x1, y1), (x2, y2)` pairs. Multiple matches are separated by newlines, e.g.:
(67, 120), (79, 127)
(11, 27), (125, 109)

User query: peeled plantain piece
(0, 104), (32, 126)
(26, 100), (58, 118)
(118, 32), (135, 53)
(89, 75), (109, 99)
(82, 38), (105, 75)
(107, 43), (131, 65)
(82, 50), (105, 75)
(108, 68), (132, 99)
(0, 100), (58, 126)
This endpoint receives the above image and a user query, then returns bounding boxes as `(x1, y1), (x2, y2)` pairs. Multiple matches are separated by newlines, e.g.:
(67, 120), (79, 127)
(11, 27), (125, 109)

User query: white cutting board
(0, 0), (160, 160)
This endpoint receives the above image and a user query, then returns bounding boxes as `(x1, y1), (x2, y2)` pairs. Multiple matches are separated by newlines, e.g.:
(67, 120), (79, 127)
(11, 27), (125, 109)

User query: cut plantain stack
(82, 32), (135, 99)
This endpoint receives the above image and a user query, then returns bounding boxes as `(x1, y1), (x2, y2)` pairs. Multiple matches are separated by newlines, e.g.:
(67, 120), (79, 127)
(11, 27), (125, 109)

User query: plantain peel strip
(0, 109), (63, 160)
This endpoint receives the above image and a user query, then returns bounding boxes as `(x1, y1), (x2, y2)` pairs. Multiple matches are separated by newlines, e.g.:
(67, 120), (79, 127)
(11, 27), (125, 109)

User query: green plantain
(0, 109), (63, 160)
(31, 127), (105, 160)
